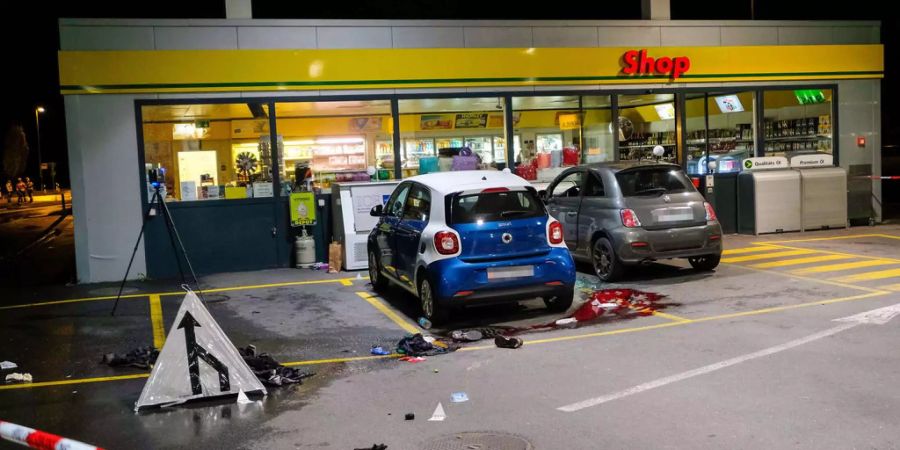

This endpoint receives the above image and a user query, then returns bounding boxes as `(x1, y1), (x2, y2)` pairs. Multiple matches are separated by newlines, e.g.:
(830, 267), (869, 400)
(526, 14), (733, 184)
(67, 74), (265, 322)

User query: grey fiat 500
(540, 161), (723, 281)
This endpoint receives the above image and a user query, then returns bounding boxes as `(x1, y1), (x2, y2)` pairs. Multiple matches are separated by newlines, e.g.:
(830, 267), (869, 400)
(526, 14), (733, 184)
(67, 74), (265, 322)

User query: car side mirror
(538, 190), (548, 202)
(370, 204), (384, 217)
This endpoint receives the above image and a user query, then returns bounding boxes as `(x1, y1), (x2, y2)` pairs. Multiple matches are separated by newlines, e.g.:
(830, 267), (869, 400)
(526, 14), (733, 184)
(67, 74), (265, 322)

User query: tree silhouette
(2, 124), (30, 180)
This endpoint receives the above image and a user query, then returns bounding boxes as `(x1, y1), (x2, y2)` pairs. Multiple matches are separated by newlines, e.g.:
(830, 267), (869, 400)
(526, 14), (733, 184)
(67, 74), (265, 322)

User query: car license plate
(487, 266), (534, 280)
(656, 207), (693, 222)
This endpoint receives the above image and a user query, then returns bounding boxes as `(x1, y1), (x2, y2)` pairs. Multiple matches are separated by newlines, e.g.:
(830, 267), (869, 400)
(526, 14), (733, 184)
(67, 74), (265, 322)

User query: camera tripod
(111, 185), (204, 316)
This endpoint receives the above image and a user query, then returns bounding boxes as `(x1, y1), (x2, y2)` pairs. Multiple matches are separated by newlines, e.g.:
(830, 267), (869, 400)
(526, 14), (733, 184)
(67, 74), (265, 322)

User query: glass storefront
(616, 94), (676, 163)
(763, 88), (833, 157)
(685, 91), (756, 176)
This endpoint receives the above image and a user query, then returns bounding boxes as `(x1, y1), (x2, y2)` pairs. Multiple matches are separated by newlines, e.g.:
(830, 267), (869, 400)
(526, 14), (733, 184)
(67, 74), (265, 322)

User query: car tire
(543, 288), (574, 313)
(418, 277), (448, 325)
(688, 254), (721, 271)
(592, 237), (626, 282)
(368, 251), (388, 292)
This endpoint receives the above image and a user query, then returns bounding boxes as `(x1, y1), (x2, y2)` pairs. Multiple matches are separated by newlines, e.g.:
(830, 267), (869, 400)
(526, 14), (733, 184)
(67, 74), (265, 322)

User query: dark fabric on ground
(101, 346), (159, 370)
(238, 345), (314, 386)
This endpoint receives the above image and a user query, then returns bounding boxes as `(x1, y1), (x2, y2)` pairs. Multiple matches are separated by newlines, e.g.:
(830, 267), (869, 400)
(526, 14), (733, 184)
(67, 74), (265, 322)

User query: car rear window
(615, 167), (693, 197)
(449, 189), (545, 224)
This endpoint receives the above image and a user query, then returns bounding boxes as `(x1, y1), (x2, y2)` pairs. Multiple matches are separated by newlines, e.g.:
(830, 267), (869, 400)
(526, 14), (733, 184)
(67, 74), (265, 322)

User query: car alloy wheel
(593, 241), (612, 277)
(420, 279), (434, 318)
(368, 252), (379, 284)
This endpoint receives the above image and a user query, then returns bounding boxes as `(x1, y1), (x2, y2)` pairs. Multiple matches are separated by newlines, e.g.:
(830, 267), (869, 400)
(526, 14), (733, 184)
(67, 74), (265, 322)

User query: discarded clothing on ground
(5, 372), (32, 384)
(354, 445), (387, 450)
(238, 345), (314, 387)
(101, 346), (159, 370)
(0, 361), (17, 370)
(494, 336), (523, 349)
(396, 333), (457, 357)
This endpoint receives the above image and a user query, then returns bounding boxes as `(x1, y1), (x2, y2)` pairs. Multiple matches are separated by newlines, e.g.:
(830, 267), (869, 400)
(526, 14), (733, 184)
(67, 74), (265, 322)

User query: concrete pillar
(225, 0), (252, 19)
(641, 0), (671, 20)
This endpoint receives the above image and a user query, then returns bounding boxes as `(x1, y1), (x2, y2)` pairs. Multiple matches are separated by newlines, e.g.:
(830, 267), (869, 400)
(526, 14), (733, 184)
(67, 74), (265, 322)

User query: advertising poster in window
(420, 114), (453, 130)
(349, 117), (383, 132)
(455, 113), (488, 129)
(290, 192), (317, 226)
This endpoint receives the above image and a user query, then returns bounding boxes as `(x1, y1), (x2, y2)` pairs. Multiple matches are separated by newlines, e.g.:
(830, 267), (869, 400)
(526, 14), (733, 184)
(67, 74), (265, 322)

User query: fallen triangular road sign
(428, 402), (446, 421)
(135, 291), (266, 410)
(237, 390), (253, 405)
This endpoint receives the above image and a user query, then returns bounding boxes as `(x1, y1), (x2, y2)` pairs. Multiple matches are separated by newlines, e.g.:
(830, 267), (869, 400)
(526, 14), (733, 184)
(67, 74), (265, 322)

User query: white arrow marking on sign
(557, 303), (900, 413)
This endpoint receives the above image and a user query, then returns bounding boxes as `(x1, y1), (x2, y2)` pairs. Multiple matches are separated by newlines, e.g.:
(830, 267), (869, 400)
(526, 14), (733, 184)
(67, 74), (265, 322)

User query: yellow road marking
(340, 279), (353, 286)
(0, 373), (150, 391)
(792, 259), (897, 275)
(877, 283), (900, 291)
(750, 254), (852, 269)
(3, 289), (891, 391)
(0, 277), (362, 311)
(754, 233), (892, 244)
(722, 245), (779, 256)
(355, 291), (420, 334)
(835, 268), (900, 283)
(149, 295), (166, 349)
(721, 249), (817, 263)
(723, 262), (889, 293)
(648, 310), (693, 323)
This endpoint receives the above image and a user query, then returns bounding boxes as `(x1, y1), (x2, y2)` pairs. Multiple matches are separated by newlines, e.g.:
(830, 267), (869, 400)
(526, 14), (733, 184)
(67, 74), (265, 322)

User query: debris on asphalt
(418, 317), (433, 329)
(310, 262), (329, 271)
(451, 392), (469, 403)
(370, 346), (391, 356)
(450, 329), (484, 342)
(353, 445), (387, 450)
(396, 333), (457, 357)
(434, 369), (439, 373)
(5, 372), (32, 384)
(428, 403), (446, 421)
(0, 361), (17, 370)
(494, 336), (523, 349)
(399, 356), (426, 363)
(554, 318), (578, 328)
(239, 345), (314, 387)
(405, 412), (415, 420)
(236, 390), (254, 405)
(101, 346), (159, 370)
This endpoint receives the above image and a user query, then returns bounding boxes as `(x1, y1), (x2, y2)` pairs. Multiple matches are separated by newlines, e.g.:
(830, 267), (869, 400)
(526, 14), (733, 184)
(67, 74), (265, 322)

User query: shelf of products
(619, 131), (676, 161)
(764, 115), (832, 154)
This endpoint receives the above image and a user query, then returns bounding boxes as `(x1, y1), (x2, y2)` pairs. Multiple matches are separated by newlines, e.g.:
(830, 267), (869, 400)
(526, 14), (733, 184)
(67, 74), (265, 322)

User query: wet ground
(3, 226), (900, 449)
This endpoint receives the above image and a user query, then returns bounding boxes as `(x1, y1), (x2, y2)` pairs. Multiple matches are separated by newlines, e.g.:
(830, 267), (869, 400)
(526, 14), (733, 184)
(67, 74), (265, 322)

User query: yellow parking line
(355, 291), (420, 334)
(721, 249), (817, 263)
(3, 289), (891, 392)
(835, 268), (900, 283)
(649, 310), (693, 323)
(722, 245), (780, 256)
(877, 283), (900, 292)
(0, 373), (150, 391)
(755, 233), (890, 244)
(792, 259), (897, 275)
(149, 295), (166, 349)
(0, 293), (150, 311)
(724, 261), (888, 293)
(750, 254), (852, 269)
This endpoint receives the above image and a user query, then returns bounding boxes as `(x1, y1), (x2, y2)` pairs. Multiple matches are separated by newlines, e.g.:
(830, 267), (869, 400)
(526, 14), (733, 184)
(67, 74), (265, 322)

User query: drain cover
(421, 432), (533, 450)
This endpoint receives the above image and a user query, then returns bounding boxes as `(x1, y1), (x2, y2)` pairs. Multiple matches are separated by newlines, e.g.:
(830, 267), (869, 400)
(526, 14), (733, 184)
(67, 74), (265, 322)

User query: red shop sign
(621, 49), (691, 79)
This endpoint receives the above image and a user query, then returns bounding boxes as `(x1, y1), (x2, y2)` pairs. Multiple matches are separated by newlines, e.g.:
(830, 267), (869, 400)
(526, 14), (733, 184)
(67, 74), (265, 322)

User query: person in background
(25, 177), (34, 203)
(4, 180), (13, 204)
(15, 178), (26, 205)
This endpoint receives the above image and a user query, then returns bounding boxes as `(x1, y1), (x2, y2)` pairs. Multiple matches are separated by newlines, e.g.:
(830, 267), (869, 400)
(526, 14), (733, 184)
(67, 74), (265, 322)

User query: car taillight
(434, 231), (459, 255)
(548, 220), (564, 245)
(704, 202), (718, 222)
(620, 209), (642, 228)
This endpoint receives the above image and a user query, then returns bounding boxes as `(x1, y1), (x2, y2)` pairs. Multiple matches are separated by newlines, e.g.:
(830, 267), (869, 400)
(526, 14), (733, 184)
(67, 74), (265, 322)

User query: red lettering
(621, 49), (692, 79)
(622, 50), (639, 74)
(673, 57), (690, 78)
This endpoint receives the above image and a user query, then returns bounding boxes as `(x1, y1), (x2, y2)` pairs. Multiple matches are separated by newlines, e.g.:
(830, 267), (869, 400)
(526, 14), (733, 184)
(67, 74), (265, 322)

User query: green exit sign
(194, 119), (210, 129)
(794, 90), (826, 105)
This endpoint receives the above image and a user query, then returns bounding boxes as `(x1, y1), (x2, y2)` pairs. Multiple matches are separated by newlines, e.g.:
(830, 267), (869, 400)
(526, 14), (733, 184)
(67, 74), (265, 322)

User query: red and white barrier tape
(0, 420), (104, 450)
(854, 175), (900, 180)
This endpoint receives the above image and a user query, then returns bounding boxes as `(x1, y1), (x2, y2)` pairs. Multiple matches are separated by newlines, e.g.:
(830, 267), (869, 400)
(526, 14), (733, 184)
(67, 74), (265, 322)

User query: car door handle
(566, 211), (578, 216)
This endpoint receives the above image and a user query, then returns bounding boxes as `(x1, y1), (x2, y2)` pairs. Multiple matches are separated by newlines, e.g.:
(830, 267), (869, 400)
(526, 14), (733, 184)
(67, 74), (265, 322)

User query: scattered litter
(354, 445), (387, 450)
(239, 345), (315, 386)
(310, 262), (329, 271)
(236, 390), (254, 405)
(423, 336), (436, 344)
(450, 329), (484, 342)
(428, 402), (446, 421)
(370, 346), (391, 356)
(405, 412), (415, 421)
(72, 391), (77, 394)
(65, 375), (72, 378)
(494, 336), (523, 349)
(251, 311), (261, 314)
(554, 318), (578, 328)
(451, 392), (469, 403)
(5, 373), (32, 384)
(434, 369), (439, 374)
(396, 334), (456, 357)
(101, 346), (159, 370)
(0, 361), (17, 370)
(399, 356), (426, 363)
(418, 317), (433, 330)
(356, 273), (363, 280)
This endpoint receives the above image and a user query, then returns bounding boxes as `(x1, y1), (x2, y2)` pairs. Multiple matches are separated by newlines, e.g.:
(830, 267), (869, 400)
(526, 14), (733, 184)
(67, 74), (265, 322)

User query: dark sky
(2, 0), (895, 187)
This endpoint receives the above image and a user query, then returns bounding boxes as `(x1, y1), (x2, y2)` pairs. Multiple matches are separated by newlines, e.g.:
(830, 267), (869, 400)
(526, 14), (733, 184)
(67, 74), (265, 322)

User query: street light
(35, 106), (45, 191)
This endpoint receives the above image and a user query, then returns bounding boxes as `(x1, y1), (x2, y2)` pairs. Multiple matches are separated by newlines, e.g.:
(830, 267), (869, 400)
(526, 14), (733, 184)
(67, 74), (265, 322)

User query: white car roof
(406, 170), (533, 196)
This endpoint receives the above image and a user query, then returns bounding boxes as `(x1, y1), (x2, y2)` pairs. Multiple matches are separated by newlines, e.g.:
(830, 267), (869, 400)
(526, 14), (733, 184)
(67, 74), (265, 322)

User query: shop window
(272, 100), (393, 188)
(763, 89), (833, 158)
(511, 95), (612, 182)
(398, 97), (507, 178)
(685, 91), (756, 176)
(141, 102), (275, 202)
(616, 94), (676, 163)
